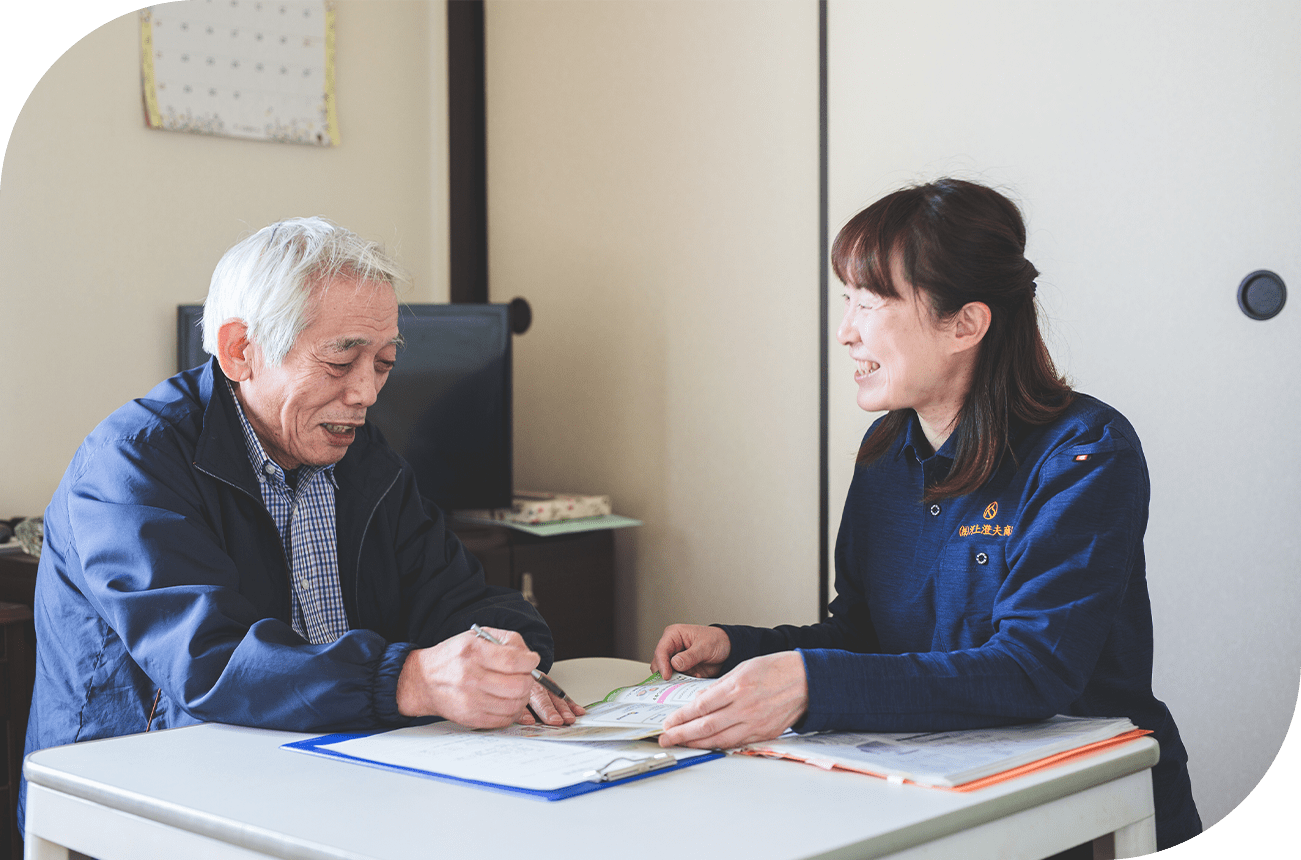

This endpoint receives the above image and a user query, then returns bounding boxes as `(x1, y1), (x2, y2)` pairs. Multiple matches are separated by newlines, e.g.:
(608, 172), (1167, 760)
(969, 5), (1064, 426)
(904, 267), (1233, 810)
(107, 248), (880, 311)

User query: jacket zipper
(355, 470), (402, 616)
(192, 463), (294, 600)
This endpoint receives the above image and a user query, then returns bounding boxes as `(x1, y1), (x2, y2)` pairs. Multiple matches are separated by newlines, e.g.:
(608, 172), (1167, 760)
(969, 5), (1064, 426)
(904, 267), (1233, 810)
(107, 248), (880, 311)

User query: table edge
(25, 728), (370, 860)
(24, 727), (1160, 860)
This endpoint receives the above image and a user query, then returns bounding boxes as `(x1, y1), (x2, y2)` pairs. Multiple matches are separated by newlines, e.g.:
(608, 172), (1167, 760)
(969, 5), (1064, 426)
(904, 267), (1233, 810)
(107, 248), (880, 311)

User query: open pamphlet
(739, 714), (1150, 790)
(492, 672), (718, 742)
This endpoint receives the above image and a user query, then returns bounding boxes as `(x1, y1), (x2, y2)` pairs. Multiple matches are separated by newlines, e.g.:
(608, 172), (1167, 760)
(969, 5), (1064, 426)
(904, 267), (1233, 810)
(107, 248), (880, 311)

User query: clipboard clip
(583, 752), (678, 783)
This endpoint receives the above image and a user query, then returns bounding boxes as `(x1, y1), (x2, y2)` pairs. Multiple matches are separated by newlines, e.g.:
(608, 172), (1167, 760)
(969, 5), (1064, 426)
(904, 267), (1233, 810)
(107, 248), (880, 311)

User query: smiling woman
(650, 178), (1202, 853)
(836, 270), (988, 453)
(831, 179), (1074, 498)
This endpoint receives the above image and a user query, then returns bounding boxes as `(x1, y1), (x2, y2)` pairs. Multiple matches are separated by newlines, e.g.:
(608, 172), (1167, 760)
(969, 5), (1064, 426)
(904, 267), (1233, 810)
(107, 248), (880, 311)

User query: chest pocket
(930, 538), (1009, 650)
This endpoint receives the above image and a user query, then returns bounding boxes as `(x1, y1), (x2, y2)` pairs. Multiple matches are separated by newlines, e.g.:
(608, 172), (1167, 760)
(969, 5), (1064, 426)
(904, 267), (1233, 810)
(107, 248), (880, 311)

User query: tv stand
(448, 521), (616, 661)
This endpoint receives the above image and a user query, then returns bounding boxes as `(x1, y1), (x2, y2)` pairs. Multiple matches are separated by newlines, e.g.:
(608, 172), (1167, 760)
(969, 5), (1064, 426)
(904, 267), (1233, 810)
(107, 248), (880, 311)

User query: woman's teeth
(856, 360), (880, 378)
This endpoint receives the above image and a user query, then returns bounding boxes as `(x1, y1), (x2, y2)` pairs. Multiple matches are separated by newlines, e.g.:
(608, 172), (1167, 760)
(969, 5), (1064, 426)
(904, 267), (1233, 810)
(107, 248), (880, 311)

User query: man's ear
(951, 301), (992, 355)
(216, 320), (255, 382)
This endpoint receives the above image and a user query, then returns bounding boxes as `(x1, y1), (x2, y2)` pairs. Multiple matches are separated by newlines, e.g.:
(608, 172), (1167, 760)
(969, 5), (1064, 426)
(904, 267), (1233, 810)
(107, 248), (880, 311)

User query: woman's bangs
(831, 210), (903, 299)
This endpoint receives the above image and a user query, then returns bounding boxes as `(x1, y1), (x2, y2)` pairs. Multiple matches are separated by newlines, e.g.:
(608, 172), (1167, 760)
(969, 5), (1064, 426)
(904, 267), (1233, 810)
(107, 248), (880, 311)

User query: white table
(23, 658), (1159, 860)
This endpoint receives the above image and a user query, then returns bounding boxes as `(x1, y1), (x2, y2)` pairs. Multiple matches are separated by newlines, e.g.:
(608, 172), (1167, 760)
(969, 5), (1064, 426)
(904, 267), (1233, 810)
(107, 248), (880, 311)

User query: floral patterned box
(460, 491), (613, 525)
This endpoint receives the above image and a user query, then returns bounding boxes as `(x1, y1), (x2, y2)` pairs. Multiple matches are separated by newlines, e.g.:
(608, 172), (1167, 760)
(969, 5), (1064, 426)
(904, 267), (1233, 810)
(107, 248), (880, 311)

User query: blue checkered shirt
(227, 381), (351, 645)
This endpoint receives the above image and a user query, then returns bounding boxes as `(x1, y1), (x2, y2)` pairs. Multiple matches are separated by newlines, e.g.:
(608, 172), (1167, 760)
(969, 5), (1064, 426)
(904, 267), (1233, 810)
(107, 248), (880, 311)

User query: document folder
(282, 724), (722, 801)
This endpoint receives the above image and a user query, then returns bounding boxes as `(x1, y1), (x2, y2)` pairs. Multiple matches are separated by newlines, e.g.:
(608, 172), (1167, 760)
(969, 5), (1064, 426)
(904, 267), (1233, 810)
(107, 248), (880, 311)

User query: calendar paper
(140, 1), (338, 145)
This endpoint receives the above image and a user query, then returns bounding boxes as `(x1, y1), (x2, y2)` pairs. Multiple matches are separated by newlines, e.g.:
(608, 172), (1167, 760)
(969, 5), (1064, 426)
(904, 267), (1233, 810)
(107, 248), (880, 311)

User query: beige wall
(3, 0), (822, 666)
(485, 0), (822, 659)
(0, 1), (448, 515)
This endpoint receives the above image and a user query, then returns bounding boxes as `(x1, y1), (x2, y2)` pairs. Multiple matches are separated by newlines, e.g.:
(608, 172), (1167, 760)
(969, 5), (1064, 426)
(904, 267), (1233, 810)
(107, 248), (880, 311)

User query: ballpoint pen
(470, 623), (576, 703)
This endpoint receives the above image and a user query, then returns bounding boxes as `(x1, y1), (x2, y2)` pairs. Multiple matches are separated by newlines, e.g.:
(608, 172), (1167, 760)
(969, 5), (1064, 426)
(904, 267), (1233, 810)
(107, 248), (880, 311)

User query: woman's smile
(854, 358), (881, 381)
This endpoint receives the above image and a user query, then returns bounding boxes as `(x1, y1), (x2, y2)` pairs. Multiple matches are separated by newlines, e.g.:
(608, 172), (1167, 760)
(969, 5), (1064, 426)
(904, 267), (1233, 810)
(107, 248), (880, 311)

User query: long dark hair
(831, 178), (1074, 500)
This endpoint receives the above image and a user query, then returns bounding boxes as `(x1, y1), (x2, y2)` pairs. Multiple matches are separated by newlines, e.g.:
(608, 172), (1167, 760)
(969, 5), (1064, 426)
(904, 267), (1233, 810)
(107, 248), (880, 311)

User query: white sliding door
(826, 0), (1300, 837)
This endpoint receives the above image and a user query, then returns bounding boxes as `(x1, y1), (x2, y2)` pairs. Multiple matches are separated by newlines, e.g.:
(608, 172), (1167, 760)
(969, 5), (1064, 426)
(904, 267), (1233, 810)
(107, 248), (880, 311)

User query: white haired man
(20, 218), (577, 828)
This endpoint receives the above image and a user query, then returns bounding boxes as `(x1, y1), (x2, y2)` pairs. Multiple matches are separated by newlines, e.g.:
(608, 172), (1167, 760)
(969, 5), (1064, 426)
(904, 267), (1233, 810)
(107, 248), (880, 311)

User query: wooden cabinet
(0, 556), (36, 610)
(0, 555), (37, 860)
(0, 603), (31, 860)
(450, 523), (616, 661)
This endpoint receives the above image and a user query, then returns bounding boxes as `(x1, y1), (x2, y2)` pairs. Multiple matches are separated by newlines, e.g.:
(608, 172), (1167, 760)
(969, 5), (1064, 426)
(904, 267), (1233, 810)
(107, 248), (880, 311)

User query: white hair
(201, 217), (408, 366)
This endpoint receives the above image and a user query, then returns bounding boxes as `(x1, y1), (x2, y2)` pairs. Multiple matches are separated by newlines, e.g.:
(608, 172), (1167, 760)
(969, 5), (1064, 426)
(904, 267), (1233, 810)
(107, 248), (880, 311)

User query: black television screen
(177, 303), (513, 512)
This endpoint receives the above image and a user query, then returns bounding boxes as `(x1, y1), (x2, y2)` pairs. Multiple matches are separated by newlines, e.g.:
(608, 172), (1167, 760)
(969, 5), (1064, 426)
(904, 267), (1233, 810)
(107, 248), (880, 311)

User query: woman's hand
(650, 623), (732, 679)
(657, 651), (809, 749)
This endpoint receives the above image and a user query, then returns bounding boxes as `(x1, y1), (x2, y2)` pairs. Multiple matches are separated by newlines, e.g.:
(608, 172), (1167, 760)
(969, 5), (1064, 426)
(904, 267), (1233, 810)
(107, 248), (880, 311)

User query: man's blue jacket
(21, 359), (551, 824)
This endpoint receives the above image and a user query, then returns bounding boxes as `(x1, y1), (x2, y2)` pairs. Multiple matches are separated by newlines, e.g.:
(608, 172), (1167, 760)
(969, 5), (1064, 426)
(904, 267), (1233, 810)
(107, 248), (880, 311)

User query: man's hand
(657, 651), (809, 749)
(650, 623), (732, 679)
(514, 682), (587, 727)
(395, 627), (539, 728)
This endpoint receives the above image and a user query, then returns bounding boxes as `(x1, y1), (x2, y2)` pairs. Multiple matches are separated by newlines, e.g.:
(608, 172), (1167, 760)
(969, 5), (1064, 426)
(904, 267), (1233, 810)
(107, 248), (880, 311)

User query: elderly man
(21, 218), (576, 825)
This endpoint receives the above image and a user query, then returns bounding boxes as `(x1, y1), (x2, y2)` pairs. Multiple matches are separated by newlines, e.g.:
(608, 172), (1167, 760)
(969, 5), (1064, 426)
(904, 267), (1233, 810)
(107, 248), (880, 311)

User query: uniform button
(976, 552), (989, 565)
(929, 504), (941, 516)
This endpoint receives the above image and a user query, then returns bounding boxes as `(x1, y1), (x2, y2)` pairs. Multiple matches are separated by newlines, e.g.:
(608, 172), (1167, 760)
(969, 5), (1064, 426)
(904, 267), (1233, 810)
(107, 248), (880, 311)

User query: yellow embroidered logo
(959, 524), (1014, 537)
(961, 502), (1012, 538)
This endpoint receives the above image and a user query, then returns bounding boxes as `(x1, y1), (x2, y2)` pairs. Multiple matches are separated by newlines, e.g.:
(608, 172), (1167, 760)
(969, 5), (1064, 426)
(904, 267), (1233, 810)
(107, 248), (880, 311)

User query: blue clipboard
(282, 730), (723, 801)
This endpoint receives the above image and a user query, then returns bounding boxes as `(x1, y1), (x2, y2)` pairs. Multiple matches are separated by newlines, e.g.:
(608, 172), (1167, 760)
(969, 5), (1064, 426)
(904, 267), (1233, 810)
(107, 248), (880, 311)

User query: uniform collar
(897, 410), (959, 465)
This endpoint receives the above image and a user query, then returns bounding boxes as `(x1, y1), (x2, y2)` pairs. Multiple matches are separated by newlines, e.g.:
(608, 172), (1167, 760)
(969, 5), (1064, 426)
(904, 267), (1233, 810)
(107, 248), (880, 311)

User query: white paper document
(744, 715), (1139, 787)
(316, 723), (713, 792)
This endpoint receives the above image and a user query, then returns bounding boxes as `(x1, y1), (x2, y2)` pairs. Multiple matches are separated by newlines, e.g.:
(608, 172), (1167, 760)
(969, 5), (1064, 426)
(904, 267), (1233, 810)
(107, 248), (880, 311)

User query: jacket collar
(193, 358), (262, 497)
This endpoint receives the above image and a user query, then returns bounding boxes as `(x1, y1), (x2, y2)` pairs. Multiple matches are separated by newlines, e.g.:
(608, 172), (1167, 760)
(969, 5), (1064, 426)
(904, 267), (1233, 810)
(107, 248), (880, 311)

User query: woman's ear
(216, 320), (254, 382)
(951, 301), (992, 354)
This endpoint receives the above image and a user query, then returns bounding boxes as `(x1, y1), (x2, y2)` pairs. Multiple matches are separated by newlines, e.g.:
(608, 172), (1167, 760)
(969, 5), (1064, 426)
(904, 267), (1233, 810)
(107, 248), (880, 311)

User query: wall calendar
(140, 0), (338, 146)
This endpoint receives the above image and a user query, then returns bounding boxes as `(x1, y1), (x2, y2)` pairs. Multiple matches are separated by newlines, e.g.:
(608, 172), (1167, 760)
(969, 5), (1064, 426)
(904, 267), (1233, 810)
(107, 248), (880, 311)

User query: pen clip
(583, 752), (678, 783)
(470, 623), (504, 646)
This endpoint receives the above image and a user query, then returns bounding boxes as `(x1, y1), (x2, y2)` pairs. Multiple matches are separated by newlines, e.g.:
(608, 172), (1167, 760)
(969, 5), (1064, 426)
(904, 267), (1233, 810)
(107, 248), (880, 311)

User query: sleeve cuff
(372, 641), (417, 726)
(712, 624), (760, 674)
(795, 647), (852, 734)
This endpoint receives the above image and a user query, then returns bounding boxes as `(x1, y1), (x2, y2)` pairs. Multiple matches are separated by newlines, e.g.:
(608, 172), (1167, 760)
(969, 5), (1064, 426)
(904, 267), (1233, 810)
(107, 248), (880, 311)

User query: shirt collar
(225, 379), (336, 489)
(897, 410), (959, 465)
